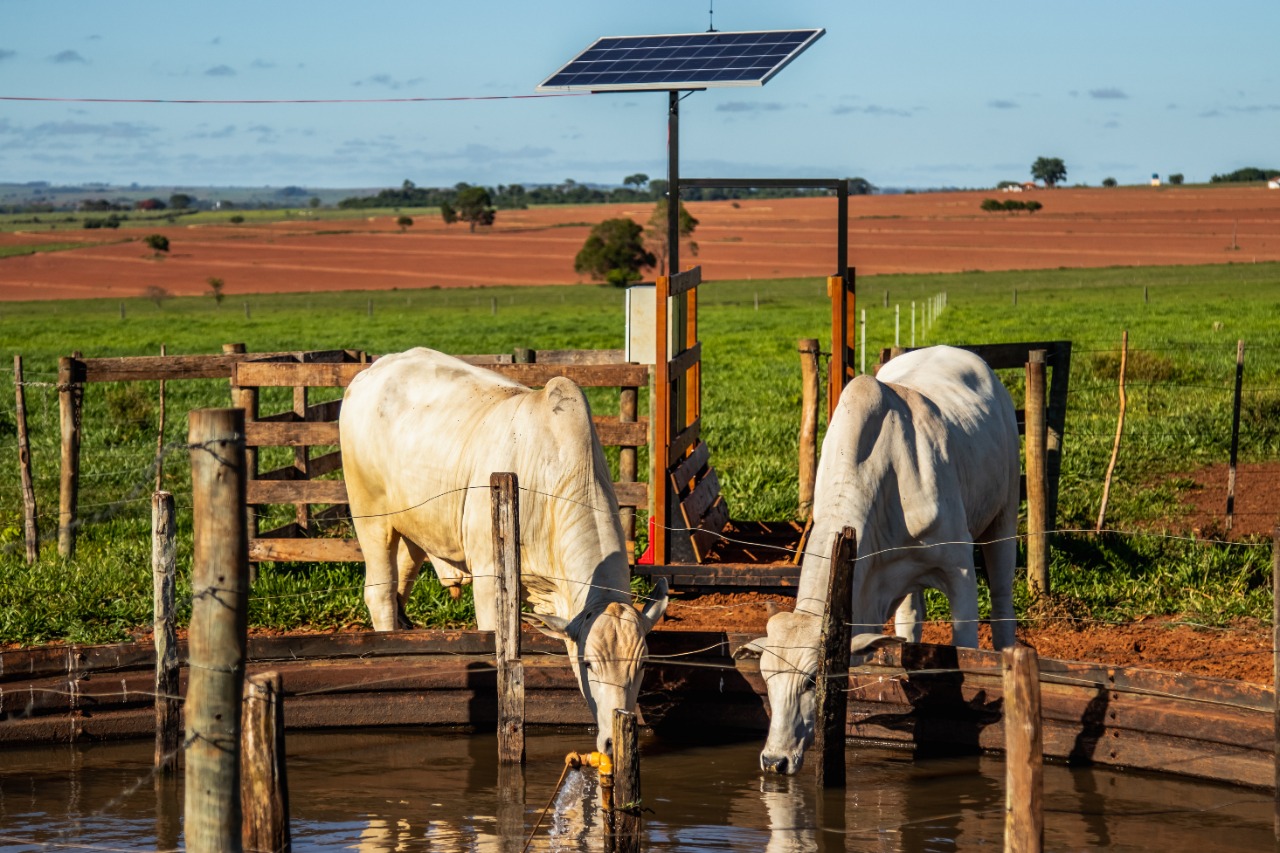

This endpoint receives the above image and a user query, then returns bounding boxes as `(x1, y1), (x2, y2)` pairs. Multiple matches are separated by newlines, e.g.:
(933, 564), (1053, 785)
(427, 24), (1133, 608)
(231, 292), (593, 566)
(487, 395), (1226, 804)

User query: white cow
(736, 345), (1020, 774)
(339, 347), (668, 753)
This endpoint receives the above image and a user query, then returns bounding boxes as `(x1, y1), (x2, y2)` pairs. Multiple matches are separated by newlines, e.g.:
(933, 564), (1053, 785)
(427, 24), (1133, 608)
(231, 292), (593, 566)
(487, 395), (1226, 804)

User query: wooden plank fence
(237, 349), (651, 565)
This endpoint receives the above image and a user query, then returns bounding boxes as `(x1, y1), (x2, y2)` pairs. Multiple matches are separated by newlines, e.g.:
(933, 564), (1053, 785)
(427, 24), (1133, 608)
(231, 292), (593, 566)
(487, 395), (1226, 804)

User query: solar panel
(537, 29), (825, 93)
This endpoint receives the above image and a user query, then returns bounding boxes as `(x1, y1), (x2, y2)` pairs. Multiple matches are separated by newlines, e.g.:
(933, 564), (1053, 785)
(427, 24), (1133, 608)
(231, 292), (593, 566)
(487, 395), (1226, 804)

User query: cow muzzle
(760, 752), (802, 775)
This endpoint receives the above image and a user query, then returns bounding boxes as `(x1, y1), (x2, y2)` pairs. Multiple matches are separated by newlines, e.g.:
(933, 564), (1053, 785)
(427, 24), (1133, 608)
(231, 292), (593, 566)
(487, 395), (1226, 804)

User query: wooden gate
(235, 350), (651, 564)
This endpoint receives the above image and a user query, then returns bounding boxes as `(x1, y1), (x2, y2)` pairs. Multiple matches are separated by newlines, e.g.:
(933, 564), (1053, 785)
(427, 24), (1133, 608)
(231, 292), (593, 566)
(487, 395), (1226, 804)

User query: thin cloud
(206, 65), (237, 77)
(716, 102), (786, 113)
(0, 49), (16, 62)
(354, 73), (426, 90)
(832, 104), (912, 117)
(251, 59), (276, 70)
(24, 120), (155, 140)
(987, 99), (1019, 109)
(1090, 87), (1128, 100)
(50, 50), (87, 64)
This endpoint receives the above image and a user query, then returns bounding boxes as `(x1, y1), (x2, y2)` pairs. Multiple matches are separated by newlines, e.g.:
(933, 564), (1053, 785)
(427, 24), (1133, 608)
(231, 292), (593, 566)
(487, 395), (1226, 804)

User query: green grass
(2, 262), (1278, 645)
(0, 241), (124, 259)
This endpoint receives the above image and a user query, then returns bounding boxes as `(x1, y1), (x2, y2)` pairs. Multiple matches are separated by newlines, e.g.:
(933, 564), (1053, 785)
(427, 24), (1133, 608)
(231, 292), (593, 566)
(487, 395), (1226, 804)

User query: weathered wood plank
(235, 361), (368, 388)
(668, 342), (701, 380)
(247, 479), (347, 504)
(688, 495), (730, 563)
(612, 481), (649, 509)
(484, 362), (650, 388)
(679, 467), (721, 528)
(669, 441), (710, 496)
(667, 266), (702, 297)
(593, 417), (648, 447)
(669, 418), (700, 463)
(249, 536), (363, 562)
(245, 421), (340, 448)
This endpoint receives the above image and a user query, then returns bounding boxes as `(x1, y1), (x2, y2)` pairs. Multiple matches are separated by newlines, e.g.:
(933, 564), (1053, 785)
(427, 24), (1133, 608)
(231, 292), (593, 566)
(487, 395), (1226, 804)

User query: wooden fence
(53, 346), (650, 563)
(236, 349), (650, 564)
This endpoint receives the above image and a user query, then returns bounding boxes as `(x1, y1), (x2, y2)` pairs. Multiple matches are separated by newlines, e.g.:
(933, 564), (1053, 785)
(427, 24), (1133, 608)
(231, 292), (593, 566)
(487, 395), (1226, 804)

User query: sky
(1, 1), (1278, 192)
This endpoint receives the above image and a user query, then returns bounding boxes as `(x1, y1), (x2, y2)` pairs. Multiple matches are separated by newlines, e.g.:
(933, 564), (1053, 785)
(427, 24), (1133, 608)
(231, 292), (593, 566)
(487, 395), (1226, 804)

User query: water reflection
(0, 729), (1273, 851)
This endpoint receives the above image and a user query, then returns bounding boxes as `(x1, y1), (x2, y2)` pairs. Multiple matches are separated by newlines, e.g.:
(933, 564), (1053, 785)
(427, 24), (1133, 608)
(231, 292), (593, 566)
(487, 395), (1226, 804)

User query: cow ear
(733, 636), (766, 660)
(850, 633), (903, 655)
(639, 576), (669, 630)
(523, 612), (573, 641)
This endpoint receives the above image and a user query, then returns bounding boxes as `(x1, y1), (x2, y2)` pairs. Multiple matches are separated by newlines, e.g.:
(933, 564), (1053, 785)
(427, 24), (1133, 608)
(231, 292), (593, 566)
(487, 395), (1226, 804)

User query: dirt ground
(3, 185), (1279, 301)
(661, 593), (1274, 684)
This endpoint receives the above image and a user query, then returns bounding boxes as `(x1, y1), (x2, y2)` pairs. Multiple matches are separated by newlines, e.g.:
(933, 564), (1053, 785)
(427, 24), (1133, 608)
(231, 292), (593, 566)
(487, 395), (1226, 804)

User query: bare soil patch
(3, 185), (1279, 301)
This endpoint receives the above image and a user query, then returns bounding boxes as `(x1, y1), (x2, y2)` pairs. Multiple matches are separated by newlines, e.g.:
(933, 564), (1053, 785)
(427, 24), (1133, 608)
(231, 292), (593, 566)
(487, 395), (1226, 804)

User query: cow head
(735, 611), (898, 775)
(525, 577), (668, 754)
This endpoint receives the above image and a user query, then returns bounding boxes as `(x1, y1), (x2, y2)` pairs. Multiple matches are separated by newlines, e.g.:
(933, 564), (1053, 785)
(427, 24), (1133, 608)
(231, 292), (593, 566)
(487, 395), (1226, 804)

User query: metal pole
(667, 90), (680, 280)
(185, 408), (249, 853)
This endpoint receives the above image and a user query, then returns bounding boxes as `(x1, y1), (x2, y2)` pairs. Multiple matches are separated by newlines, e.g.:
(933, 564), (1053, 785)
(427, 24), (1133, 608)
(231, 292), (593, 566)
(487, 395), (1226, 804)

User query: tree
(145, 285), (171, 307)
(206, 277), (225, 305)
(1025, 200), (1043, 214)
(1031, 156), (1067, 188)
(574, 218), (654, 287)
(144, 234), (170, 252)
(396, 215), (414, 232)
(645, 199), (699, 276)
(623, 173), (650, 192)
(440, 201), (458, 226)
(309, 196), (322, 209)
(455, 186), (496, 232)
(1169, 173), (1184, 185)
(169, 193), (194, 210)
(980, 198), (1005, 213)
(1102, 177), (1117, 188)
(847, 177), (876, 196)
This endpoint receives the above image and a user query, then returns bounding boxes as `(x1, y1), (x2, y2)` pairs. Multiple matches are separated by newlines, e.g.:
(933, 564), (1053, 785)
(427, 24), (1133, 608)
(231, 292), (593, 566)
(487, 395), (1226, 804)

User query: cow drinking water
(339, 347), (667, 753)
(736, 345), (1021, 774)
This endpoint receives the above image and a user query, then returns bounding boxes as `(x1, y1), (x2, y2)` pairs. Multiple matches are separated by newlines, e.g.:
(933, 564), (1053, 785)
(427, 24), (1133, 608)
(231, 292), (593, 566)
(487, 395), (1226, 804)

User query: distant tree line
(1210, 167), (1279, 184)
(338, 175), (876, 211)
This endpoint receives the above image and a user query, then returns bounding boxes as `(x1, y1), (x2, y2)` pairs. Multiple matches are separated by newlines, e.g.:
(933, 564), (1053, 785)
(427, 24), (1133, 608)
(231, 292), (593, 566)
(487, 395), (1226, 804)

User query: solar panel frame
(536, 28), (825, 92)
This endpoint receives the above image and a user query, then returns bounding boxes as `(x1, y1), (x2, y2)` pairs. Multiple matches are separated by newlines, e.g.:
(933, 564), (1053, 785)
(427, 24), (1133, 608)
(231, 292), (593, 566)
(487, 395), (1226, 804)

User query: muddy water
(0, 728), (1273, 851)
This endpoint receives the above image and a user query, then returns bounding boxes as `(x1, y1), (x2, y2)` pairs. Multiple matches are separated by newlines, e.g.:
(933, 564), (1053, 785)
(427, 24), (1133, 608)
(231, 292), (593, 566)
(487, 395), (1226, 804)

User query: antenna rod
(708, 0), (716, 32)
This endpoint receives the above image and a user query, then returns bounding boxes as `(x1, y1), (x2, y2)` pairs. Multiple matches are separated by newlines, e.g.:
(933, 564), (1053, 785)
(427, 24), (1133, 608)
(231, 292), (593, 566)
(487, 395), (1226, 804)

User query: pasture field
(1, 262), (1279, 648)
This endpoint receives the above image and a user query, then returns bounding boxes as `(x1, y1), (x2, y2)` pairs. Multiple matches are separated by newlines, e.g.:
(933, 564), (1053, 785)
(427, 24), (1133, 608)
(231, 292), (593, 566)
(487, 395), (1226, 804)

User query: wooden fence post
(1226, 340), (1245, 533)
(57, 354), (85, 559)
(225, 344), (259, 581)
(491, 472), (525, 765)
(153, 491), (180, 774)
(1096, 331), (1128, 533)
(797, 339), (821, 522)
(1003, 644), (1043, 853)
(1272, 526), (1279, 843)
(241, 671), (290, 853)
(14, 355), (38, 564)
(813, 527), (855, 788)
(155, 343), (167, 492)
(612, 709), (642, 853)
(185, 408), (249, 853)
(619, 385), (638, 558)
(1025, 350), (1049, 597)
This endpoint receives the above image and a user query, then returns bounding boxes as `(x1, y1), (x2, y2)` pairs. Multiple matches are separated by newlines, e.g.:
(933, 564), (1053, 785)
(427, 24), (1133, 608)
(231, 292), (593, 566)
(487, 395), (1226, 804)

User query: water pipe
(566, 750), (615, 816)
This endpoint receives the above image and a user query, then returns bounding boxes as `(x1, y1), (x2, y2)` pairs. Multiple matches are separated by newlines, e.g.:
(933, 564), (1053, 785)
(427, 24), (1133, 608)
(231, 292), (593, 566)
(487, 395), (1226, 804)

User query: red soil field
(2, 185), (1278, 301)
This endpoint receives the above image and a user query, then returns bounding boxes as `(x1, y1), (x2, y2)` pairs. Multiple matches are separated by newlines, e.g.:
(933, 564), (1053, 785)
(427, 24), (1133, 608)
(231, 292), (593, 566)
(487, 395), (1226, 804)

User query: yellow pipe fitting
(563, 750), (613, 776)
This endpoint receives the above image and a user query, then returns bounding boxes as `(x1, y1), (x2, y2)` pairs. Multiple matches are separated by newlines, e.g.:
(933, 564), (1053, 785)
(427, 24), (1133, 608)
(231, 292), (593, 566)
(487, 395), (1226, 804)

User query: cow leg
(937, 549), (981, 648)
(469, 560), (499, 632)
(980, 516), (1019, 650)
(890, 592), (924, 643)
(354, 516), (401, 632)
(394, 537), (427, 630)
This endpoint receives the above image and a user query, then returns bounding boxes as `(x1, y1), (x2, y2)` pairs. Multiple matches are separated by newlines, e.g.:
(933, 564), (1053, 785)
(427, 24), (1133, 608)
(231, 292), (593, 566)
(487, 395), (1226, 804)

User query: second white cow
(339, 347), (667, 753)
(737, 345), (1021, 774)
